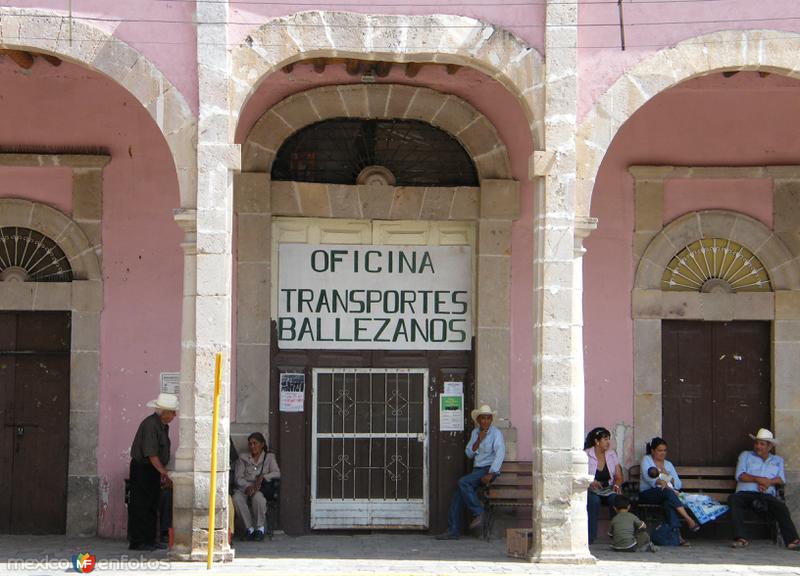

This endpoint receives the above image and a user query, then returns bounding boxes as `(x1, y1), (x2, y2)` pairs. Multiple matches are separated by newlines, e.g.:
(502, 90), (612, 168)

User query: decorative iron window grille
(662, 238), (771, 293)
(0, 227), (73, 282)
(271, 119), (479, 187)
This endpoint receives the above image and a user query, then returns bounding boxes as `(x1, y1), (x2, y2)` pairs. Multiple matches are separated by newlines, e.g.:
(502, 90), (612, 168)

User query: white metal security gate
(311, 368), (429, 529)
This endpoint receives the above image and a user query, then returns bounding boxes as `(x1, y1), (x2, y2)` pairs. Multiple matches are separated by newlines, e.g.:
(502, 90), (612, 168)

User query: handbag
(255, 453), (278, 501)
(651, 522), (681, 546)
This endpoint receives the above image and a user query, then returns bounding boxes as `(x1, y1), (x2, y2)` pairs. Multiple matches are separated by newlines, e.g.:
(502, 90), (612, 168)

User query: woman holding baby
(639, 437), (700, 542)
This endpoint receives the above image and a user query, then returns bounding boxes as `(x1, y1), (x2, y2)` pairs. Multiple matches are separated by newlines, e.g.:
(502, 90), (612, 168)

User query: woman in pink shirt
(585, 427), (623, 544)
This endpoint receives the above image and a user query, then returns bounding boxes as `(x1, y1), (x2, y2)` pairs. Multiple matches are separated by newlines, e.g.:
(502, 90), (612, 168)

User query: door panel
(662, 321), (770, 467)
(0, 312), (70, 534)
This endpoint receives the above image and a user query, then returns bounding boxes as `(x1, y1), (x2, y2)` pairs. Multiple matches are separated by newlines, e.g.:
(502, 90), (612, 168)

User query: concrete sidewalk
(0, 533), (798, 575)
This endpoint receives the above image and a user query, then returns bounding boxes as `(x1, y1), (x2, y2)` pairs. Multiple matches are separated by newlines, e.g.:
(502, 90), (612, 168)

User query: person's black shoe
(435, 532), (459, 540)
(254, 529), (265, 542)
(129, 543), (157, 551)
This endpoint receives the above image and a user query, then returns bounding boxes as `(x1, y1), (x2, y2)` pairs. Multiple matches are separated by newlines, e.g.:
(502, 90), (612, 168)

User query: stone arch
(0, 7), (197, 207)
(631, 209), (800, 467)
(243, 84), (512, 180)
(231, 11), (544, 147)
(636, 210), (800, 291)
(0, 198), (103, 535)
(0, 198), (99, 280)
(577, 29), (800, 217)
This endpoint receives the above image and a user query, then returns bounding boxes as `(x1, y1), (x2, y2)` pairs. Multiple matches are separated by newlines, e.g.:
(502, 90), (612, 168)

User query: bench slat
(492, 476), (533, 486)
(676, 466), (735, 477)
(501, 462), (533, 473)
(682, 479), (736, 490)
(488, 488), (532, 500)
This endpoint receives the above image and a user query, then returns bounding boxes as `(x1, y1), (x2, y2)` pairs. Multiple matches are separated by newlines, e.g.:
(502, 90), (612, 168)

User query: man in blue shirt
(728, 428), (800, 550)
(436, 404), (505, 539)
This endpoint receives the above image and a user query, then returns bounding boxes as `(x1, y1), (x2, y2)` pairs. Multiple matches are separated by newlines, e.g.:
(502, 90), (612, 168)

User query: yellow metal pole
(207, 353), (223, 569)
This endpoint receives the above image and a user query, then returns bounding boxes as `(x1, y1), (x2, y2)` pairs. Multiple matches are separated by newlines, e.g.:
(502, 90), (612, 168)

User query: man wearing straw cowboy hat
(436, 404), (505, 540)
(728, 428), (800, 550)
(128, 392), (178, 551)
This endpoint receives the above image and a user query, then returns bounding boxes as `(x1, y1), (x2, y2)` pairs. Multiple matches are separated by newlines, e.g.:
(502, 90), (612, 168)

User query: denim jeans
(639, 487), (683, 528)
(586, 491), (616, 544)
(445, 466), (490, 536)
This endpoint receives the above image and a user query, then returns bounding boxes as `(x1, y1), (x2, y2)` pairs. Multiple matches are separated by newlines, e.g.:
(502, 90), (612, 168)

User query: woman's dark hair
(583, 427), (611, 450)
(645, 436), (667, 455)
(247, 432), (267, 447)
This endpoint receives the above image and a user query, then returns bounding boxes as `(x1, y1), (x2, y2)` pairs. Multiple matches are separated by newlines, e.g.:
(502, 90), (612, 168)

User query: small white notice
(279, 373), (305, 412)
(160, 372), (180, 394)
(443, 381), (463, 396)
(439, 394), (464, 432)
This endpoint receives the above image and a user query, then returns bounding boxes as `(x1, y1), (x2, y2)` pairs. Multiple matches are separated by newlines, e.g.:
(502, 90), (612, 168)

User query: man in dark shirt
(128, 393), (177, 551)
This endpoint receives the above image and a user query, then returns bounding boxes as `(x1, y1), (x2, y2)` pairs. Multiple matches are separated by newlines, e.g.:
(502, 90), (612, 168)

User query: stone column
(170, 0), (239, 561)
(529, 0), (594, 563)
(477, 179), (520, 459)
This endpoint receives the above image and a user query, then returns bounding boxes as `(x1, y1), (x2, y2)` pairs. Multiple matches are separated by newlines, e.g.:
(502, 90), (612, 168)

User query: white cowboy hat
(749, 428), (778, 445)
(147, 392), (179, 411)
(470, 404), (497, 422)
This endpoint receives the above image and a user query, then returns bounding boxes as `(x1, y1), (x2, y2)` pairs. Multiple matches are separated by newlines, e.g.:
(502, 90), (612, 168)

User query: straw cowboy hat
(147, 392), (179, 411)
(749, 428), (778, 445)
(471, 404), (497, 422)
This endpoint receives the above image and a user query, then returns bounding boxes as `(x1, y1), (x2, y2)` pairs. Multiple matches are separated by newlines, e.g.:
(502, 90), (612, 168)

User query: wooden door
(662, 321), (770, 466)
(0, 311), (70, 534)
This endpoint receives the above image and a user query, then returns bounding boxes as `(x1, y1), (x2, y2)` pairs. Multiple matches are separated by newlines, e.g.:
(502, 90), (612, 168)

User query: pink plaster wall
(0, 58), (183, 537)
(663, 179), (773, 227)
(236, 64), (536, 458)
(0, 167), (73, 214)
(584, 71), (800, 441)
(578, 0), (800, 120)
(3, 0), (198, 113)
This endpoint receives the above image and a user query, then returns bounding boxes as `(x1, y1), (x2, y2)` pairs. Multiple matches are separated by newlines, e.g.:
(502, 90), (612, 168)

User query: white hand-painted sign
(277, 244), (472, 350)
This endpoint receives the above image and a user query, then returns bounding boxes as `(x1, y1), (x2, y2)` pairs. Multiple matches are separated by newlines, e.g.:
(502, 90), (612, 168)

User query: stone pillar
(529, 0), (594, 563)
(170, 0), (239, 561)
(477, 179), (520, 458)
(233, 173), (271, 447)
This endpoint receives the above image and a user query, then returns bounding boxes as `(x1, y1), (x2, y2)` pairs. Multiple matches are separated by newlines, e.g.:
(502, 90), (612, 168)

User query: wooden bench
(483, 461), (532, 540)
(625, 464), (782, 540)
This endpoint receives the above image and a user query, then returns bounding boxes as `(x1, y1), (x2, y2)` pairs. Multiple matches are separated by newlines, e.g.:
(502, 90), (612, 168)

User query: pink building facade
(0, 0), (799, 561)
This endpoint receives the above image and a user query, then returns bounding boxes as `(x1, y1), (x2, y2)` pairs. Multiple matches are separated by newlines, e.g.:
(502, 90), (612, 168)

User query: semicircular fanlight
(0, 227), (73, 282)
(662, 238), (770, 293)
(271, 118), (479, 187)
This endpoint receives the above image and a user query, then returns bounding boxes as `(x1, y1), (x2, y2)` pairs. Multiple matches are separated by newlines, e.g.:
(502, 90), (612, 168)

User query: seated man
(728, 428), (800, 550)
(436, 404), (505, 540)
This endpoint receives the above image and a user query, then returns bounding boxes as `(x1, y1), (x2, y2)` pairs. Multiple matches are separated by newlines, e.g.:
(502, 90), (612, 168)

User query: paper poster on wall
(443, 381), (463, 396)
(439, 394), (464, 432)
(279, 373), (305, 412)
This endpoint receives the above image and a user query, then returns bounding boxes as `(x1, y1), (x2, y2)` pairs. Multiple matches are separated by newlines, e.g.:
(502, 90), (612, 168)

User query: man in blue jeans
(436, 404), (505, 539)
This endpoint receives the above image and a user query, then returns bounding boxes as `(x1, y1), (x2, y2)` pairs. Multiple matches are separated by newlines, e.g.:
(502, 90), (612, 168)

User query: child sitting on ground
(647, 466), (676, 491)
(608, 496), (659, 553)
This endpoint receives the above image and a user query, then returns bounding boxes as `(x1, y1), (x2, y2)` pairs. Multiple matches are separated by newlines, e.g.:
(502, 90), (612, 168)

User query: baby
(647, 466), (676, 491)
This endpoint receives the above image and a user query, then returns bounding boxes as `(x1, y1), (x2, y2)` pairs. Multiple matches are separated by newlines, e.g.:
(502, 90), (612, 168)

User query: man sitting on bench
(436, 404), (505, 540)
(729, 428), (800, 550)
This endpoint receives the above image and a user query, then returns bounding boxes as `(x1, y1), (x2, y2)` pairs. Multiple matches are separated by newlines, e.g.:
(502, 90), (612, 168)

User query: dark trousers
(158, 485), (172, 541)
(728, 491), (799, 545)
(446, 466), (489, 536)
(639, 487), (684, 529)
(587, 491), (616, 544)
(128, 459), (160, 546)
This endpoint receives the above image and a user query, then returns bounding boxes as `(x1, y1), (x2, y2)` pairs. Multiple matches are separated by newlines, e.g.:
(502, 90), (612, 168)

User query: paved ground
(0, 533), (798, 575)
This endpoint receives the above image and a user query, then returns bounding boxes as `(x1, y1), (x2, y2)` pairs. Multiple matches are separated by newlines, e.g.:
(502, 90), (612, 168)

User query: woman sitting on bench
(639, 437), (699, 543)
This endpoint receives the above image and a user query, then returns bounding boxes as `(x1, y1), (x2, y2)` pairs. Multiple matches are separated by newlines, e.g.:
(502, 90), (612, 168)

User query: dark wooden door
(269, 323), (473, 535)
(662, 321), (770, 466)
(0, 311), (70, 534)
